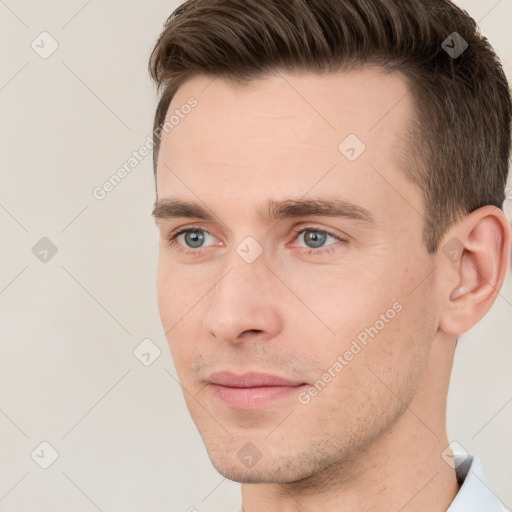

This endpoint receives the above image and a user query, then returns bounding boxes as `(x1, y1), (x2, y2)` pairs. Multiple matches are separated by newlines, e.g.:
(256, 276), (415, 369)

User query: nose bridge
(202, 248), (282, 342)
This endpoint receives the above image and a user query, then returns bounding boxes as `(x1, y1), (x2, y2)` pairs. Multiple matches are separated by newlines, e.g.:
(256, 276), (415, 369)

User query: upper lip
(207, 371), (305, 388)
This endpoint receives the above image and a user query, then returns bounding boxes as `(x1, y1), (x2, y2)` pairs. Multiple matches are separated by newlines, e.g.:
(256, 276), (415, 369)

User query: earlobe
(438, 206), (511, 336)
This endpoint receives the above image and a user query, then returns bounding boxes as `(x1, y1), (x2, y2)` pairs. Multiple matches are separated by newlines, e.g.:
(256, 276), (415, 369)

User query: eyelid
(167, 222), (347, 239)
(167, 222), (217, 239)
(289, 224), (348, 242)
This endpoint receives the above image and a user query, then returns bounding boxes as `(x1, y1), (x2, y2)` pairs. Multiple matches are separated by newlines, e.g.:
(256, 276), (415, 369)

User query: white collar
(446, 454), (506, 511)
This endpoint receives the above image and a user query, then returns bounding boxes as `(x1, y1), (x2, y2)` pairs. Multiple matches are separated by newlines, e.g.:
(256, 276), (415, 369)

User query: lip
(206, 371), (309, 410)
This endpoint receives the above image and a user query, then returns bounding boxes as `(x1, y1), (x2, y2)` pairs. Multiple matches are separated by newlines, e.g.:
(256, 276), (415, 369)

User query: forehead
(156, 69), (420, 225)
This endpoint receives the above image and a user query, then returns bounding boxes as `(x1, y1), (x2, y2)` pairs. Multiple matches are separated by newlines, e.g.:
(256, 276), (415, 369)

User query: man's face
(154, 69), (439, 483)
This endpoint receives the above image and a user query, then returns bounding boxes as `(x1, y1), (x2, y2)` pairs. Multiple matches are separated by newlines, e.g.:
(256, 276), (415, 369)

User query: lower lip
(208, 383), (308, 409)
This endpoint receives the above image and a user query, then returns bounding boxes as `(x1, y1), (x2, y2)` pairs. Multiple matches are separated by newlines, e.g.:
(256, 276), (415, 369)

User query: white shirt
(447, 454), (507, 511)
(235, 454), (507, 512)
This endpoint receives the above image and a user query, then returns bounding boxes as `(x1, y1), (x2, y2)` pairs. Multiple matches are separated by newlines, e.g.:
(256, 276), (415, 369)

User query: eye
(169, 228), (217, 250)
(296, 229), (335, 248)
(291, 227), (347, 255)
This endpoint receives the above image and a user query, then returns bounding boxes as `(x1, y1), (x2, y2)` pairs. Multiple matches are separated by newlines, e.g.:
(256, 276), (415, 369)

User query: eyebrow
(152, 197), (377, 226)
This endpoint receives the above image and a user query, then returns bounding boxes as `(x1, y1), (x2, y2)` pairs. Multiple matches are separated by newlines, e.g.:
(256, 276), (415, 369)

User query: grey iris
(304, 230), (327, 248)
(185, 230), (205, 248)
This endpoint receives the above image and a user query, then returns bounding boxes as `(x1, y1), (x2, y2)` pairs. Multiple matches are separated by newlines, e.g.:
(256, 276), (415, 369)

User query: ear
(437, 205), (511, 336)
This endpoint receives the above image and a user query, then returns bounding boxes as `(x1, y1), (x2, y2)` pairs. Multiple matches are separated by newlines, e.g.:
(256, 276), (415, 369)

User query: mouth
(205, 371), (309, 410)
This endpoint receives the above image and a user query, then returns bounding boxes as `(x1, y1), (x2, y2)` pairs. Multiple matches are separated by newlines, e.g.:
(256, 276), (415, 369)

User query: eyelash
(166, 226), (347, 257)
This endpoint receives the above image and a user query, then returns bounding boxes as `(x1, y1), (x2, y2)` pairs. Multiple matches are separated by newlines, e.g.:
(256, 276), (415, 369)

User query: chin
(211, 461), (299, 484)
(205, 444), (330, 485)
(215, 466), (276, 484)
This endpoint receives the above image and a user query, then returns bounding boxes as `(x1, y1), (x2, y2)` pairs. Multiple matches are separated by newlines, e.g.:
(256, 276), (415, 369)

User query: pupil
(305, 230), (326, 248)
(185, 230), (204, 248)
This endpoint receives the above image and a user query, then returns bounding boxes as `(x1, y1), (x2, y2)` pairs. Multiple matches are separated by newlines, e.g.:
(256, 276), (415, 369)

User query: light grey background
(0, 1), (511, 511)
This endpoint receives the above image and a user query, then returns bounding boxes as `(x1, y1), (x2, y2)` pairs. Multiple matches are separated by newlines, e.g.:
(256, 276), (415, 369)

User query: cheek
(156, 259), (194, 358)
(340, 273), (436, 395)
(156, 256), (202, 325)
(277, 261), (391, 343)
(156, 259), (175, 328)
(297, 291), (436, 444)
(156, 256), (216, 372)
(283, 255), (434, 373)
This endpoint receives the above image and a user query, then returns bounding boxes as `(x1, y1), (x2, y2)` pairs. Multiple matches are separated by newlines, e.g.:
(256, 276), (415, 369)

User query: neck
(240, 335), (459, 512)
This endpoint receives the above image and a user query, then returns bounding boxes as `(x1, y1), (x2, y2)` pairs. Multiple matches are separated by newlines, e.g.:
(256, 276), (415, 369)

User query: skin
(153, 68), (511, 512)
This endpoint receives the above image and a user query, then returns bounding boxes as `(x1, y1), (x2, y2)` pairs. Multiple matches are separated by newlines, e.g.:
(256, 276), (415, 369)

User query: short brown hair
(148, 0), (511, 253)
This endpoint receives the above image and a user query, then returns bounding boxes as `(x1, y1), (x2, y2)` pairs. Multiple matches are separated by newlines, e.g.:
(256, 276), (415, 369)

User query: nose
(202, 254), (283, 345)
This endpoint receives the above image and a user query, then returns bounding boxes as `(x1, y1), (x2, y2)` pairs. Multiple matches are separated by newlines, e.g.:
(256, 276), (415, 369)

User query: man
(149, 0), (511, 510)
